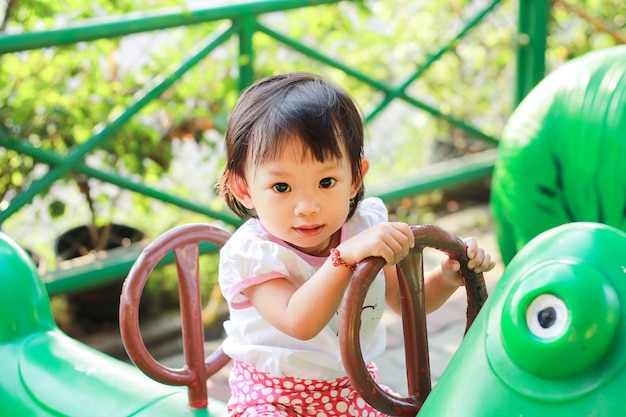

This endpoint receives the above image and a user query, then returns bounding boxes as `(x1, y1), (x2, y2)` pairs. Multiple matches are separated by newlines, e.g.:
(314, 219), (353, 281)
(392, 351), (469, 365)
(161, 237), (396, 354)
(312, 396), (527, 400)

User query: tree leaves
(0, 0), (622, 227)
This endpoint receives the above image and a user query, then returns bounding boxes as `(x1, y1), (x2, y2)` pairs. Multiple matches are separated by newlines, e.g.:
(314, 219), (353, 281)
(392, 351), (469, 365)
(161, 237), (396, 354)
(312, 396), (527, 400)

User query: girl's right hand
(337, 222), (415, 266)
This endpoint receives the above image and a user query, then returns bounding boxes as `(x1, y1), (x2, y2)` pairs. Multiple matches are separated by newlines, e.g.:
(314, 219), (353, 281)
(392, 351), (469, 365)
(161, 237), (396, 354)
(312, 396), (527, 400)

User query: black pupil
(538, 307), (557, 328)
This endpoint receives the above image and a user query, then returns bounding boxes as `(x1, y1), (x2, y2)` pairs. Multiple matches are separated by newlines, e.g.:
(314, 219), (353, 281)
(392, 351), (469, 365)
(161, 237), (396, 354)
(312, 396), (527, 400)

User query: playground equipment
(414, 222), (626, 416)
(339, 225), (487, 416)
(1, 220), (625, 415)
(0, 230), (228, 416)
(0, 223), (485, 416)
(491, 45), (626, 264)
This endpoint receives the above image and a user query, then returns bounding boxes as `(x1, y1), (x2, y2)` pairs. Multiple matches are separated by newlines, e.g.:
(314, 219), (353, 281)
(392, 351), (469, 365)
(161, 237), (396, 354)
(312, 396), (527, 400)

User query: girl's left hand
(440, 237), (495, 286)
(463, 237), (495, 272)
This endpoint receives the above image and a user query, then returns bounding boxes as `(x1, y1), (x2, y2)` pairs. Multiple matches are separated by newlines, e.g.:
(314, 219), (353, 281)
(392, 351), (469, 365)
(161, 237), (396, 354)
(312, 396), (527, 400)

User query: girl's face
(231, 140), (367, 256)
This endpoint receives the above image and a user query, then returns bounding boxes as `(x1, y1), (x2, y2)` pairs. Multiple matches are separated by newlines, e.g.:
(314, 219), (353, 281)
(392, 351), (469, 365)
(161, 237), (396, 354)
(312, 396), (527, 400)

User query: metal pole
(516, 0), (550, 105)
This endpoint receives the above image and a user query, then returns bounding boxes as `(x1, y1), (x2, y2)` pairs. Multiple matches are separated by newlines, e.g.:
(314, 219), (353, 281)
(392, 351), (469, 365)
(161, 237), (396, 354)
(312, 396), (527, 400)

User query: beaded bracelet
(330, 248), (356, 271)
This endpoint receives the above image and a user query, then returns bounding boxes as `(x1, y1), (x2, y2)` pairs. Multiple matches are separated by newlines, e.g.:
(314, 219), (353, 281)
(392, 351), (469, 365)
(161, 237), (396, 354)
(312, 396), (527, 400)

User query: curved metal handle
(339, 224), (488, 416)
(119, 223), (232, 409)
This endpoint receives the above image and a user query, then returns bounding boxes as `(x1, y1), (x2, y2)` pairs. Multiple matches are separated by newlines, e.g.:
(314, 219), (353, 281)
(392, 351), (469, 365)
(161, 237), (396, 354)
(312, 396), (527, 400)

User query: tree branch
(552, 0), (626, 44)
(1, 0), (20, 32)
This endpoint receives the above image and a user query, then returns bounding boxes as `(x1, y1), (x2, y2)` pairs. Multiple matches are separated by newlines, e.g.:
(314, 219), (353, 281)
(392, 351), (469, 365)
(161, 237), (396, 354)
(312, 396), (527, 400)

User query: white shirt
(218, 197), (389, 380)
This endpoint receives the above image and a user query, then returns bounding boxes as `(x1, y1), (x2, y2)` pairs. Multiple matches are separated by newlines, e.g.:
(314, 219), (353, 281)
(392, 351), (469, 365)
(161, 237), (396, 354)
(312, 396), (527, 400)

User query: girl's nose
(294, 197), (320, 216)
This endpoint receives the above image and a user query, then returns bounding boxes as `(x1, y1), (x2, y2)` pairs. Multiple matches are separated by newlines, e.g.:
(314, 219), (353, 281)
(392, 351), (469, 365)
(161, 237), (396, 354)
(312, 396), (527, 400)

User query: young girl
(217, 72), (495, 417)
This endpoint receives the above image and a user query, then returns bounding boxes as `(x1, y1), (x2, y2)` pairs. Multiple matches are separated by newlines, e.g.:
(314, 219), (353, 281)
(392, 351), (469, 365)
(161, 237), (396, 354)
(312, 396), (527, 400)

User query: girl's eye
(272, 183), (291, 193)
(319, 178), (336, 189)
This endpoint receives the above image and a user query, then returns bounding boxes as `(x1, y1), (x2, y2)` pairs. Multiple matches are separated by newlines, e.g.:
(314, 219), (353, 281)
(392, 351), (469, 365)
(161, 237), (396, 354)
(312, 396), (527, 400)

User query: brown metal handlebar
(119, 223), (232, 409)
(339, 224), (488, 416)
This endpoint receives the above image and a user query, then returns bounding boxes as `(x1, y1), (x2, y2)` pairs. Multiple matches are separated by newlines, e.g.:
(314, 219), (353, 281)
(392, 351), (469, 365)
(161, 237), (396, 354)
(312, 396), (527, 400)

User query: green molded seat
(0, 232), (227, 416)
(419, 222), (626, 416)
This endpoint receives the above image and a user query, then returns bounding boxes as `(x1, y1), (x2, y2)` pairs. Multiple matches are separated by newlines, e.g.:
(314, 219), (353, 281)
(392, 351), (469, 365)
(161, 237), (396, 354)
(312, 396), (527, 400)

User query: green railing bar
(258, 22), (390, 91)
(237, 13), (257, 91)
(0, 0), (343, 54)
(41, 149), (498, 296)
(257, 22), (499, 144)
(368, 149), (498, 203)
(366, 0), (502, 122)
(0, 23), (237, 224)
(0, 136), (243, 227)
(43, 241), (220, 296)
(516, 0), (549, 104)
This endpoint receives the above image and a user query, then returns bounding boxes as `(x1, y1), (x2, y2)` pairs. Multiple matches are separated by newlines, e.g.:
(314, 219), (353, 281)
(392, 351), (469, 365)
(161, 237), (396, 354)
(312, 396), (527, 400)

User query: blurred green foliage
(1, 0), (623, 222)
(0, 0), (623, 317)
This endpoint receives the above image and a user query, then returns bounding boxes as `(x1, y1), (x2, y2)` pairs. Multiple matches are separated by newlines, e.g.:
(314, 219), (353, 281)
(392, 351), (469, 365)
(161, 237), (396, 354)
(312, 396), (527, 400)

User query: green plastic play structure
(2, 219), (626, 416)
(1, 1), (624, 414)
(417, 222), (626, 416)
(491, 45), (626, 264)
(0, 221), (486, 417)
(0, 230), (228, 416)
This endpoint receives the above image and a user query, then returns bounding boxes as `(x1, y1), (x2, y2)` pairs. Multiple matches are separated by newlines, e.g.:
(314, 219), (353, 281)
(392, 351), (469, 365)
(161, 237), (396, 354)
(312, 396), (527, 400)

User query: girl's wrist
(438, 265), (463, 288)
(443, 273), (464, 288)
(330, 248), (357, 271)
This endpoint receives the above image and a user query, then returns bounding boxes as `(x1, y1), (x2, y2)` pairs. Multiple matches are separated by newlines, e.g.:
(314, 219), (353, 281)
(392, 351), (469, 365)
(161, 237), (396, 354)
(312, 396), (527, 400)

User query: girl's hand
(338, 222), (415, 266)
(440, 237), (495, 286)
(464, 237), (495, 272)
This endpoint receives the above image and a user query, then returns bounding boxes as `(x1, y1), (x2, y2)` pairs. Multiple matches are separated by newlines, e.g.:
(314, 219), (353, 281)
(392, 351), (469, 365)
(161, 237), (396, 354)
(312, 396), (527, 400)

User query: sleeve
(218, 237), (291, 309)
(348, 197), (389, 235)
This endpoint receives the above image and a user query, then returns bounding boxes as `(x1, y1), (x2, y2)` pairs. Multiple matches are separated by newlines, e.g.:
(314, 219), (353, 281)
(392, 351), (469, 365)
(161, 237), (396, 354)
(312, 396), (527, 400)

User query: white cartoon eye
(526, 294), (569, 339)
(499, 262), (620, 381)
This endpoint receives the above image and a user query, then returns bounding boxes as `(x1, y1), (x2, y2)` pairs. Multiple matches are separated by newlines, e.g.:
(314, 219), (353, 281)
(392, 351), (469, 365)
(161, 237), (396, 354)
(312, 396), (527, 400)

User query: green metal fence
(0, 0), (550, 292)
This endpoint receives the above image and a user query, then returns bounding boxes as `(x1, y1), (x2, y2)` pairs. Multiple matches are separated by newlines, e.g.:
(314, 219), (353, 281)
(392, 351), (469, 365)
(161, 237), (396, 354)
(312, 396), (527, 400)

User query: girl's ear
(351, 158), (370, 198)
(227, 174), (254, 209)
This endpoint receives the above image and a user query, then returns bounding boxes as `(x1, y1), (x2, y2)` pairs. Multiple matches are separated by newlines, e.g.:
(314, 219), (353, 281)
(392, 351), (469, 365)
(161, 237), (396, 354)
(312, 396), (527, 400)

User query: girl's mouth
(294, 225), (324, 237)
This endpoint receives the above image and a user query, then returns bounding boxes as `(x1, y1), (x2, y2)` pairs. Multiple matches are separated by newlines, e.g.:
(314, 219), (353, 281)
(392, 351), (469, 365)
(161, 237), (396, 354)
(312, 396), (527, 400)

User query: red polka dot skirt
(227, 360), (394, 416)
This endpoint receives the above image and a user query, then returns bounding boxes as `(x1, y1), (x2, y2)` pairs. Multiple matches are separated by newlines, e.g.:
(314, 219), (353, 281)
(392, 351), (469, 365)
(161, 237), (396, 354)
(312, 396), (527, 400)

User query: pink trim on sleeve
(226, 272), (288, 309)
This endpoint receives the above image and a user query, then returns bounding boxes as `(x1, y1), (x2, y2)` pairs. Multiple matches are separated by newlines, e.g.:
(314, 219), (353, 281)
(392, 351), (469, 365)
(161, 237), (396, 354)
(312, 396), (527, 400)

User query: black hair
(219, 72), (365, 220)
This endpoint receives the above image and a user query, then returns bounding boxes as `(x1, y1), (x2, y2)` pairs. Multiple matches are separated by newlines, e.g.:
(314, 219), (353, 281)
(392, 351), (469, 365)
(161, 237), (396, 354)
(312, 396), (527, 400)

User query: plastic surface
(418, 222), (626, 416)
(7, 219), (625, 416)
(0, 231), (227, 416)
(491, 45), (626, 264)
